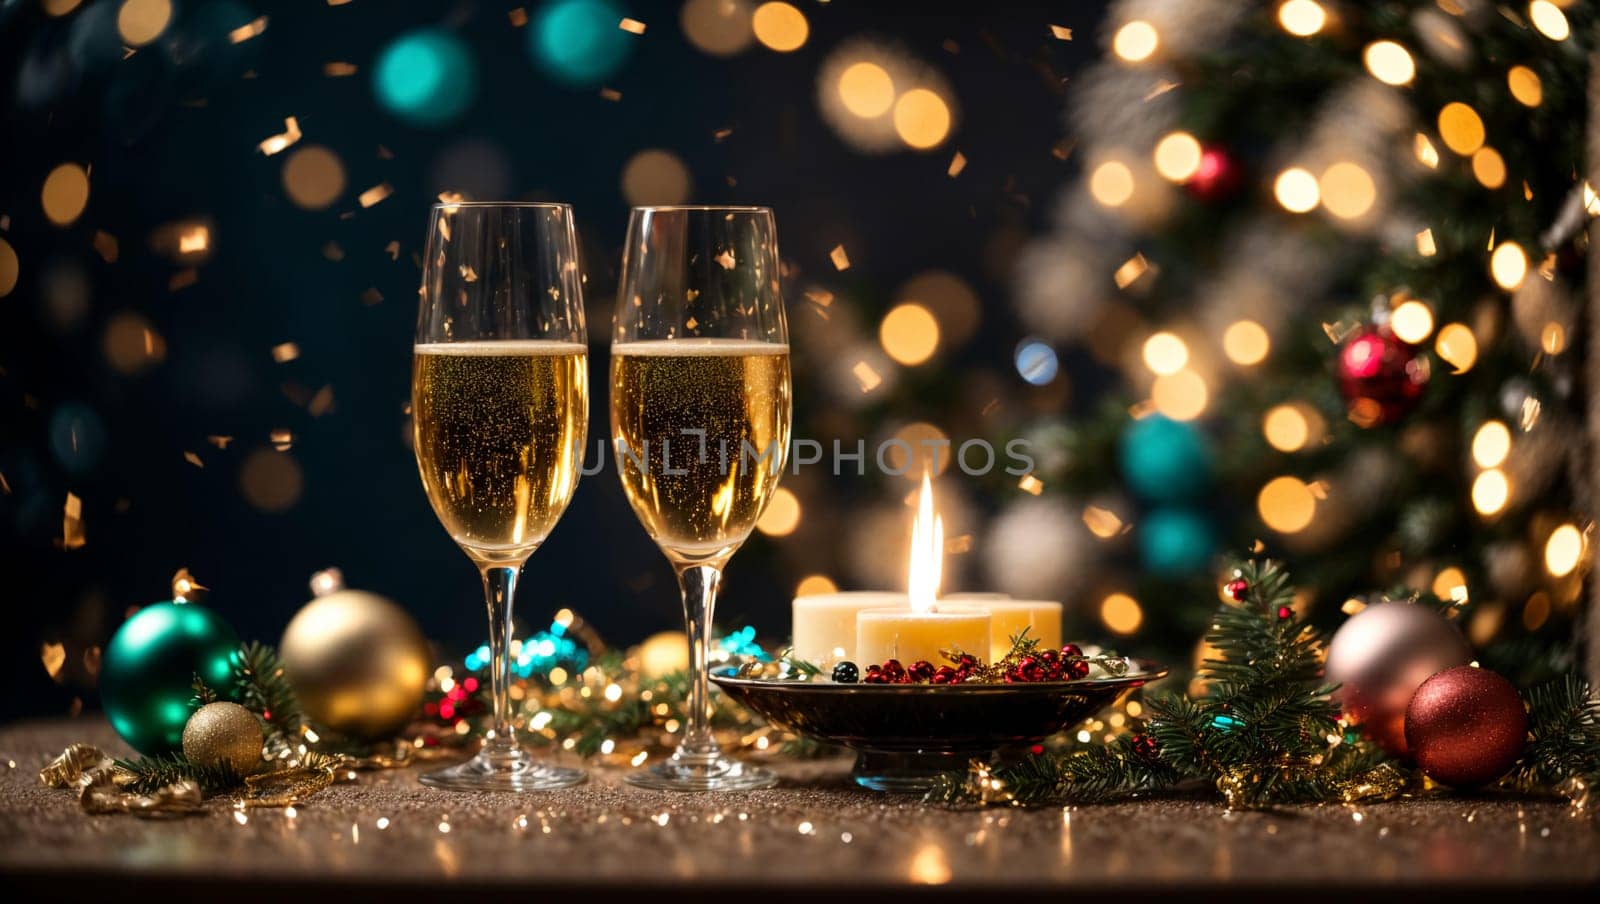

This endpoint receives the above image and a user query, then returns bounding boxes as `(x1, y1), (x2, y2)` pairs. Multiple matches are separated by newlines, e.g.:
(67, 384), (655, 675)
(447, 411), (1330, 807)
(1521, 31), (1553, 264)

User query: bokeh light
(1263, 403), (1324, 453)
(531, 0), (633, 86)
(756, 486), (802, 536)
(839, 62), (895, 117)
(1142, 332), (1189, 376)
(1014, 339), (1059, 385)
(1432, 567), (1468, 603)
(1274, 167), (1319, 213)
(50, 403), (106, 475)
(1100, 592), (1143, 635)
(1508, 66), (1543, 107)
(1528, 1), (1570, 41)
(1112, 21), (1159, 62)
(681, 0), (754, 56)
(1151, 370), (1208, 421)
(1472, 421), (1511, 468)
(795, 574), (838, 596)
(1437, 102), (1485, 155)
(1435, 323), (1478, 372)
(1363, 41), (1415, 86)
(1544, 523), (1584, 577)
(0, 238), (17, 297)
(880, 303), (940, 365)
(885, 422), (951, 478)
(241, 449), (304, 513)
(1490, 241), (1527, 290)
(1278, 0), (1326, 36)
(752, 2), (807, 52)
(1471, 147), (1506, 189)
(117, 0), (172, 47)
(897, 271), (979, 344)
(620, 149), (693, 206)
(1258, 476), (1316, 533)
(893, 88), (952, 150)
(282, 146), (347, 210)
(42, 163), (90, 226)
(1090, 160), (1135, 207)
(1223, 320), (1270, 365)
(1319, 162), (1376, 220)
(44, 0), (83, 16)
(103, 312), (166, 374)
(1389, 300), (1434, 344)
(375, 29), (476, 125)
(1471, 468), (1509, 516)
(1153, 131), (1202, 182)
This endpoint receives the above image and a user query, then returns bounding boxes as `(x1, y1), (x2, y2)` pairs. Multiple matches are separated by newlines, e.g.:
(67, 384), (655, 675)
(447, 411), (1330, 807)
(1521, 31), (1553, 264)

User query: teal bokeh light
(374, 29), (477, 126)
(530, 0), (633, 86)
(1139, 507), (1218, 576)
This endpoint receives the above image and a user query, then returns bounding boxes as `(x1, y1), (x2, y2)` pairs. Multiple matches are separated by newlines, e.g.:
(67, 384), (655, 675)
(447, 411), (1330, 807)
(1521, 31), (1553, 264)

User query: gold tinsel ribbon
(235, 766), (335, 807)
(1215, 761), (1409, 808)
(42, 744), (207, 817)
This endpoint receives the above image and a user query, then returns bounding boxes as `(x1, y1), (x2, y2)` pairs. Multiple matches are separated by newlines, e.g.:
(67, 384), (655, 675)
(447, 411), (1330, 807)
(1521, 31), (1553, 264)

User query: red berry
(1131, 734), (1160, 761)
(1277, 606), (1292, 620)
(909, 660), (936, 682)
(957, 653), (978, 670)
(882, 659), (905, 680)
(1225, 579), (1249, 602)
(1065, 660), (1090, 680)
(1038, 649), (1059, 665)
(932, 666), (958, 684)
(1060, 644), (1082, 659)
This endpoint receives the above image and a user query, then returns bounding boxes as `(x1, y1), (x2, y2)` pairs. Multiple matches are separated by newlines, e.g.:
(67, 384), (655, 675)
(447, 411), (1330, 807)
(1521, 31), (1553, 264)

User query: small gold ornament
(280, 568), (430, 739)
(183, 702), (264, 775)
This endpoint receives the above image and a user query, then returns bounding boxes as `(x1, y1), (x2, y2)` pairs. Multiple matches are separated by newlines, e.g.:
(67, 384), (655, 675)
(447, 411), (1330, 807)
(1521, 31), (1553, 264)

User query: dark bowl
(712, 660), (1167, 791)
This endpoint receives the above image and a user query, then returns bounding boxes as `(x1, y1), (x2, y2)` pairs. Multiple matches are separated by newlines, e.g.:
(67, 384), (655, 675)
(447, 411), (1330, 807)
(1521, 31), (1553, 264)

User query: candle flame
(908, 472), (944, 614)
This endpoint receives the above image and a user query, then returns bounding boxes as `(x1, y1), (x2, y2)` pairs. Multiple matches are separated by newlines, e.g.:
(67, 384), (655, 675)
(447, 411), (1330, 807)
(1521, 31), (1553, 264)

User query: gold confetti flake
(61, 492), (85, 549)
(508, 7), (528, 26)
(183, 451), (204, 468)
(272, 342), (300, 363)
(1113, 253), (1149, 289)
(713, 127), (733, 142)
(308, 385), (335, 417)
(1051, 139), (1075, 161)
(1144, 80), (1180, 101)
(229, 15), (268, 43)
(947, 151), (966, 177)
(327, 0), (352, 5)
(851, 360), (881, 392)
(92, 230), (119, 263)
(459, 264), (479, 282)
(1049, 24), (1073, 40)
(207, 435), (233, 449)
(1018, 474), (1044, 495)
(715, 249), (737, 269)
(178, 225), (209, 255)
(803, 287), (834, 307)
(0, 469), (11, 494)
(1083, 505), (1124, 537)
(259, 117), (302, 156)
(1416, 228), (1436, 256)
(361, 288), (383, 305)
(322, 241), (345, 261)
(942, 38), (960, 54)
(619, 17), (646, 34)
(599, 87), (622, 102)
(41, 642), (66, 680)
(323, 62), (358, 77)
(385, 240), (400, 260)
(377, 145), (395, 160)
(358, 182), (393, 208)
(829, 244), (850, 271)
(271, 429), (293, 451)
(169, 269), (198, 291)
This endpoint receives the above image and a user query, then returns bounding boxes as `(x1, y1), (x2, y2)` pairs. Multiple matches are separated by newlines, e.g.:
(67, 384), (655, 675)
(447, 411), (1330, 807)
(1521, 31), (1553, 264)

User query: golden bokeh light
(680, 0), (754, 57)
(1141, 332), (1189, 376)
(838, 62), (895, 117)
(1490, 240), (1527, 290)
(897, 271), (980, 344)
(879, 303), (941, 365)
(118, 0), (172, 47)
(1090, 160), (1136, 207)
(621, 149), (693, 206)
(1319, 162), (1377, 220)
(893, 89), (952, 150)
(44, 0), (83, 15)
(1113, 20), (1159, 62)
(1528, 1), (1570, 41)
(1262, 403), (1324, 453)
(1544, 524), (1584, 578)
(282, 145), (346, 210)
(1364, 41), (1416, 86)
(1100, 593), (1143, 635)
(1472, 420), (1511, 469)
(795, 574), (838, 597)
(1435, 322), (1478, 372)
(103, 312), (166, 374)
(41, 163), (90, 226)
(1223, 320), (1271, 365)
(1432, 567), (1468, 603)
(0, 238), (17, 298)
(1471, 147), (1506, 189)
(1508, 66), (1543, 107)
(1471, 468), (1509, 516)
(1278, 0), (1326, 36)
(1274, 167), (1320, 213)
(885, 422), (952, 478)
(751, 2), (808, 52)
(1258, 476), (1316, 533)
(1524, 593), (1551, 632)
(1153, 131), (1202, 182)
(1541, 322), (1567, 354)
(1151, 370), (1208, 421)
(1437, 102), (1485, 155)
(755, 486), (802, 536)
(241, 449), (305, 514)
(1389, 300), (1435, 344)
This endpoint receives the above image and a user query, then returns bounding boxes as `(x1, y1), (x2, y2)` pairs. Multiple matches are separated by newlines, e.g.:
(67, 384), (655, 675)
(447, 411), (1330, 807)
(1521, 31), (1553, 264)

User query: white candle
(980, 600), (1063, 662)
(791, 592), (907, 665)
(856, 605), (991, 667)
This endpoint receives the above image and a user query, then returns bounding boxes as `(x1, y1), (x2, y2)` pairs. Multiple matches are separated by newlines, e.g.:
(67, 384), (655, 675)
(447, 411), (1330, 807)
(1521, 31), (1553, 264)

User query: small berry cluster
(831, 644), (1094, 685)
(852, 653), (980, 685)
(1001, 644), (1089, 683)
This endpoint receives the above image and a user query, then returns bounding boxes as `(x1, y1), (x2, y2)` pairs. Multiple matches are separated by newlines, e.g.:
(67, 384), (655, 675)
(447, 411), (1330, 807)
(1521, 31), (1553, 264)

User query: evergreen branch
(190, 674), (219, 707)
(232, 642), (305, 738)
(1505, 674), (1600, 790)
(114, 753), (242, 795)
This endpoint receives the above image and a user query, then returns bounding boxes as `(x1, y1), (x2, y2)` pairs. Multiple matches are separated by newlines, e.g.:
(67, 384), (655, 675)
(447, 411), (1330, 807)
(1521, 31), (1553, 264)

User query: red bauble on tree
(1404, 666), (1527, 788)
(1337, 326), (1430, 426)
(1185, 146), (1241, 202)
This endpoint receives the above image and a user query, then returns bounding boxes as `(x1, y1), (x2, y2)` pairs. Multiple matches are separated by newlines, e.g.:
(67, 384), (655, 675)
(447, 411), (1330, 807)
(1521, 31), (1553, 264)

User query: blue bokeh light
(530, 0), (633, 87)
(373, 29), (477, 126)
(1014, 338), (1058, 385)
(1139, 507), (1218, 576)
(1119, 415), (1213, 503)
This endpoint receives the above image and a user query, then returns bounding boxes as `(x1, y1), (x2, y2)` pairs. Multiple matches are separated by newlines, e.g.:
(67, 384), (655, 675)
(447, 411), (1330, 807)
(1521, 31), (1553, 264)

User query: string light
(1363, 41), (1415, 86)
(1151, 370), (1208, 421)
(755, 487), (801, 536)
(1319, 162), (1376, 220)
(1089, 160), (1136, 207)
(1112, 21), (1158, 62)
(880, 303), (940, 365)
(1432, 567), (1468, 603)
(1490, 241), (1528, 290)
(893, 89), (952, 149)
(795, 574), (837, 596)
(41, 163), (90, 226)
(1258, 476), (1316, 533)
(751, 2), (808, 52)
(1277, 0), (1326, 36)
(1471, 147), (1506, 189)
(1274, 167), (1320, 213)
(1153, 132), (1202, 182)
(1528, 1), (1570, 41)
(117, 0), (172, 46)
(1508, 66), (1543, 107)
(1544, 524), (1584, 577)
(1471, 468), (1510, 516)
(1389, 300), (1434, 344)
(1437, 103), (1485, 155)
(1223, 320), (1270, 365)
(838, 62), (894, 117)
(1100, 593), (1143, 634)
(1472, 421), (1511, 468)
(1435, 323), (1478, 372)
(1263, 404), (1310, 452)
(1141, 331), (1189, 375)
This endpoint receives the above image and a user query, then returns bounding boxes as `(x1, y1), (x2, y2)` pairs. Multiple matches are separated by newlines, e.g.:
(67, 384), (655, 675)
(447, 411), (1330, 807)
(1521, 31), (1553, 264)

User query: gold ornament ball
(636, 631), (690, 678)
(182, 702), (264, 775)
(280, 582), (431, 739)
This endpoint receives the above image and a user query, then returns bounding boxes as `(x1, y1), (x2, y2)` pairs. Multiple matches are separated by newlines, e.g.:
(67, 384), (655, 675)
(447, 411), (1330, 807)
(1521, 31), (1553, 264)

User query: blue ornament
(373, 29), (477, 126)
(530, 0), (633, 86)
(1139, 507), (1218, 576)
(101, 601), (240, 755)
(1119, 415), (1213, 503)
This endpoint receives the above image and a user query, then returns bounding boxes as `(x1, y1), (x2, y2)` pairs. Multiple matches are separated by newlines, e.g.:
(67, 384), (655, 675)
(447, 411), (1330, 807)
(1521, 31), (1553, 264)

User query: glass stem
(481, 563), (521, 759)
(676, 563), (723, 763)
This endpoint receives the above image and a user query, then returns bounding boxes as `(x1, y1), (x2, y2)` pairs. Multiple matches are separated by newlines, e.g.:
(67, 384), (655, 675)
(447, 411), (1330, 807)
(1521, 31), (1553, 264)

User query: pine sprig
(114, 753), (242, 795)
(1505, 674), (1600, 791)
(232, 641), (304, 738)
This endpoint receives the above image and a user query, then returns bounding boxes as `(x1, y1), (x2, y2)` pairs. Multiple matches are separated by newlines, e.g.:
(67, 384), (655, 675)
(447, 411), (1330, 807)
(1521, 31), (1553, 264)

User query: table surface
(1, 719), (1597, 899)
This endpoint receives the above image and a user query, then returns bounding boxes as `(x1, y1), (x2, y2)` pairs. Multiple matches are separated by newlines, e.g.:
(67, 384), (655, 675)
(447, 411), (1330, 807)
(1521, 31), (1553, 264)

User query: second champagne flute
(611, 206), (791, 791)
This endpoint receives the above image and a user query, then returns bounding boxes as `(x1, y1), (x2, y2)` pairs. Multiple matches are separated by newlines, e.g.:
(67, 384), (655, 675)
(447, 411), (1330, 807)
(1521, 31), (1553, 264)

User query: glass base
(420, 747), (586, 792)
(625, 754), (778, 792)
(851, 749), (978, 793)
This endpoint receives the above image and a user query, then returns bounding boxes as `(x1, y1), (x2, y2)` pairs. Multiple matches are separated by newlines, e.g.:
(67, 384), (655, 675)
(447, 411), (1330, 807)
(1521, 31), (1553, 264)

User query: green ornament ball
(101, 601), (240, 756)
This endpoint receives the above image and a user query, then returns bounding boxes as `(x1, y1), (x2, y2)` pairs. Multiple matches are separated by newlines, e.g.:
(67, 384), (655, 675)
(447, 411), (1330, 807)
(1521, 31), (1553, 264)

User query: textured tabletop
(1, 719), (1596, 898)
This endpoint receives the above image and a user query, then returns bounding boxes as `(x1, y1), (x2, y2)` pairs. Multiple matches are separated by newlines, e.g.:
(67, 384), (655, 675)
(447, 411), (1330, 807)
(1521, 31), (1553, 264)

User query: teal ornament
(1119, 415), (1213, 503)
(373, 29), (477, 126)
(100, 601), (239, 755)
(530, 0), (633, 86)
(1139, 507), (1217, 576)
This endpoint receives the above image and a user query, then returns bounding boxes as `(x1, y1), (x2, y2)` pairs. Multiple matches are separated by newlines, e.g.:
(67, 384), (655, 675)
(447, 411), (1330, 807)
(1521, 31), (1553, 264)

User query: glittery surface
(1, 719), (1596, 892)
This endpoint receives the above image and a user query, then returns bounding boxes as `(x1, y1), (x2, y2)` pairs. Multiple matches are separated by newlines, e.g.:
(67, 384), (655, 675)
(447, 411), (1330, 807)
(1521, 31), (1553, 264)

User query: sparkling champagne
(610, 339), (791, 560)
(413, 341), (588, 561)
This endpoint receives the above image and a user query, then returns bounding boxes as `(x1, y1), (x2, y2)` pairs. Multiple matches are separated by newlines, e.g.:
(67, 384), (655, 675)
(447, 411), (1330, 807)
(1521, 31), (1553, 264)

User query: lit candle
(980, 600), (1063, 662)
(791, 591), (906, 665)
(853, 473), (991, 665)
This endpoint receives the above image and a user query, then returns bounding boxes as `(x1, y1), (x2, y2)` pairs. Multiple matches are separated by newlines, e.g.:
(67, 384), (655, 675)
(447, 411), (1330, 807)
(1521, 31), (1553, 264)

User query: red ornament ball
(1224, 579), (1249, 602)
(1185, 146), (1240, 202)
(1337, 327), (1430, 426)
(1404, 666), (1527, 788)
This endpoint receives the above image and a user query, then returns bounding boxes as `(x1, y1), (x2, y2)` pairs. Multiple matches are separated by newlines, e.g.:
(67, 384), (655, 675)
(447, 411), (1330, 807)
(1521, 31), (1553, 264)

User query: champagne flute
(412, 202), (588, 791)
(611, 206), (791, 791)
